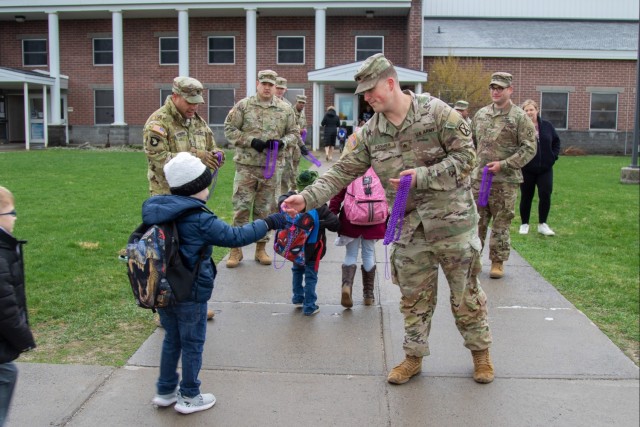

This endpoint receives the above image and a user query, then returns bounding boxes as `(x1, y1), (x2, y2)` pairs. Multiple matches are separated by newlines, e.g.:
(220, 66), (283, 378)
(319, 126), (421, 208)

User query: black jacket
(321, 110), (341, 140)
(278, 192), (340, 263)
(0, 229), (36, 363)
(523, 116), (561, 172)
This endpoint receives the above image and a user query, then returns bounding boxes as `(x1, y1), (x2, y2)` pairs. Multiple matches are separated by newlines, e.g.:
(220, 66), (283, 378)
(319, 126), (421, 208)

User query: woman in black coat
(519, 100), (561, 236)
(321, 106), (341, 162)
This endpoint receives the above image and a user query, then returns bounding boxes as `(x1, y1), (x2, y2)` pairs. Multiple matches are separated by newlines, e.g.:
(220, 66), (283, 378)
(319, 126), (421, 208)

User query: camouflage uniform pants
(280, 147), (296, 195)
(232, 163), (281, 243)
(472, 180), (518, 262)
(390, 225), (492, 357)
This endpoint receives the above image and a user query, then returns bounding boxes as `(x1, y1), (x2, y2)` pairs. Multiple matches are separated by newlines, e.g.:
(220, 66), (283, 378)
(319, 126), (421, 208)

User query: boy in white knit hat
(144, 152), (286, 414)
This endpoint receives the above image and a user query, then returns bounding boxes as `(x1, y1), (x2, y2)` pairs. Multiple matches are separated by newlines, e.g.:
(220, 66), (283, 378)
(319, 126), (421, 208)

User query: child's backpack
(337, 128), (347, 142)
(343, 167), (389, 226)
(273, 210), (323, 271)
(125, 209), (204, 311)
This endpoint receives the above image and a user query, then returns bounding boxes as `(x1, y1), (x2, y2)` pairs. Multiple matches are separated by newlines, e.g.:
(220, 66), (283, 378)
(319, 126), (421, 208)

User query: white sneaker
(519, 224), (529, 235)
(538, 223), (555, 236)
(152, 387), (178, 407)
(174, 392), (216, 414)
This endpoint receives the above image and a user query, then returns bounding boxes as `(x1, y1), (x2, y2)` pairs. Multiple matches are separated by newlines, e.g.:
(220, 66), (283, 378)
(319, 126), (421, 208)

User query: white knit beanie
(163, 152), (212, 196)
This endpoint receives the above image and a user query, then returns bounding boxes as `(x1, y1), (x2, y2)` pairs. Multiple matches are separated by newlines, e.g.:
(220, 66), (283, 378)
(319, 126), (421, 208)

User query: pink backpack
(343, 167), (389, 225)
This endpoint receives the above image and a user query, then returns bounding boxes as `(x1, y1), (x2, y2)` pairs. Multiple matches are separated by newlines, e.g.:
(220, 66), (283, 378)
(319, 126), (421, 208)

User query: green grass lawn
(0, 150), (638, 366)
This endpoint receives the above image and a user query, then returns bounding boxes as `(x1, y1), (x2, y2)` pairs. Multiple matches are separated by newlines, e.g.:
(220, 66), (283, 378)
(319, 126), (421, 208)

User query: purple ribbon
(300, 129), (307, 143)
(263, 140), (279, 179)
(302, 152), (322, 167)
(384, 174), (412, 246)
(477, 166), (493, 207)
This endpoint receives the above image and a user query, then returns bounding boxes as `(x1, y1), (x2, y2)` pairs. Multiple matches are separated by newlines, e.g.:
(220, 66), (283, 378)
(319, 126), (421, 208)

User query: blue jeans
(0, 362), (18, 427)
(291, 264), (318, 314)
(345, 237), (377, 271)
(157, 301), (207, 398)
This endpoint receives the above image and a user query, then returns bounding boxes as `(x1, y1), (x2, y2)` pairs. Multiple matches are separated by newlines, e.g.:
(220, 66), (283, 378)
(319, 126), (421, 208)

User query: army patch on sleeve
(149, 136), (160, 147)
(458, 122), (471, 137)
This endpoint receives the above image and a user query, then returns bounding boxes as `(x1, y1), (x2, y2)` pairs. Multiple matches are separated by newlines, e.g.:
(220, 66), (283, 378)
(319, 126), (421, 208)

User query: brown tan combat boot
(471, 349), (494, 383)
(341, 264), (357, 308)
(489, 261), (504, 279)
(254, 242), (272, 265)
(361, 265), (376, 306)
(387, 355), (423, 384)
(226, 247), (243, 268)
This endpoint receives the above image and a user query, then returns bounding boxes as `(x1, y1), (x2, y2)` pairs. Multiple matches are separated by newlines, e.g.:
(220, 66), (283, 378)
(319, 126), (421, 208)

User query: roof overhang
(424, 48), (637, 61)
(0, 67), (69, 90)
(308, 61), (427, 89)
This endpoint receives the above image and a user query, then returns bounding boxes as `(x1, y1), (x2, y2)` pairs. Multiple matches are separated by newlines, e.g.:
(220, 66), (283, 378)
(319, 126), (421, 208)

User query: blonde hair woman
(519, 100), (561, 236)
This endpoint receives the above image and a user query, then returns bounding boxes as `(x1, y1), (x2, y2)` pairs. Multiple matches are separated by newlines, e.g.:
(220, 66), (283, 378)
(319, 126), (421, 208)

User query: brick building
(0, 0), (637, 154)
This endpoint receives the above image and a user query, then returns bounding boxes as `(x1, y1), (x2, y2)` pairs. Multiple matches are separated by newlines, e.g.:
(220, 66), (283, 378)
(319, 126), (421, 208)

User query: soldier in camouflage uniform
(275, 77), (296, 195)
(454, 100), (473, 126)
(143, 76), (223, 321)
(283, 54), (494, 385)
(144, 76), (224, 196)
(471, 73), (536, 279)
(224, 70), (300, 268)
(291, 95), (310, 191)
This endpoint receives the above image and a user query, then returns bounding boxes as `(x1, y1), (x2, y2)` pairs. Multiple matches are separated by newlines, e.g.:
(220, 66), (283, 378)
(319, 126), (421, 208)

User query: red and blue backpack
(273, 209), (323, 271)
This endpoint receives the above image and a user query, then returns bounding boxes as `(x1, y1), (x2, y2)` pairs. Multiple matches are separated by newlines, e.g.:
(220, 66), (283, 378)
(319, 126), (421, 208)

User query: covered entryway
(0, 67), (68, 149)
(308, 61), (428, 150)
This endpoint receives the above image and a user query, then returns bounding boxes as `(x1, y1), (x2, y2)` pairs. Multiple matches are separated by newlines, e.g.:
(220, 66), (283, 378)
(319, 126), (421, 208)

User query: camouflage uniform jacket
(224, 95), (300, 167)
(301, 91), (479, 242)
(294, 108), (307, 149)
(144, 96), (220, 195)
(471, 101), (537, 184)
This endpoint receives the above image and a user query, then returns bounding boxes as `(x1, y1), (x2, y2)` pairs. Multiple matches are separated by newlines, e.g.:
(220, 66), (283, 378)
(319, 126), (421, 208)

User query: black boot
(341, 264), (357, 308)
(362, 265), (376, 306)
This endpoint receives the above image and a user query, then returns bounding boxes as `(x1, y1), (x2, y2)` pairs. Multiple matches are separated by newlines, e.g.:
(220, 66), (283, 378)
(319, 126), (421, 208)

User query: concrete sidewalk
(7, 153), (639, 426)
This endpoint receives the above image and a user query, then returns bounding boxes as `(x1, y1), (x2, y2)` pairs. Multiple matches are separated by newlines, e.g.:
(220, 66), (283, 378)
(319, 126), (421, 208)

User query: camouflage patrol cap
(354, 53), (393, 94)
(490, 72), (513, 88)
(172, 76), (204, 104)
(258, 69), (278, 85)
(275, 77), (288, 88)
(296, 94), (307, 104)
(454, 100), (469, 110)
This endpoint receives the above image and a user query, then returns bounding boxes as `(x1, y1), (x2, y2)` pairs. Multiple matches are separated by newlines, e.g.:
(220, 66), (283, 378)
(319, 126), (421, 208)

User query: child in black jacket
(278, 171), (340, 316)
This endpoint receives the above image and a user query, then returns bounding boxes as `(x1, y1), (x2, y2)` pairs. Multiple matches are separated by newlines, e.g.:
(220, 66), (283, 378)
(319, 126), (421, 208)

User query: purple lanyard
(383, 174), (412, 279)
(302, 152), (322, 167)
(263, 140), (279, 179)
(477, 166), (493, 207)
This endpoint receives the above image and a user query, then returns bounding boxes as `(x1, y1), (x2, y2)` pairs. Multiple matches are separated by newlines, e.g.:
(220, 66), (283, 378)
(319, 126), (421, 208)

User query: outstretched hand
(389, 169), (417, 190)
(281, 195), (306, 217)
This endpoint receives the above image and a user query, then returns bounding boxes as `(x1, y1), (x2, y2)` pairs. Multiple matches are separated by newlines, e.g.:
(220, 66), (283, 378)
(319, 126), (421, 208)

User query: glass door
(335, 93), (357, 127)
(29, 96), (45, 142)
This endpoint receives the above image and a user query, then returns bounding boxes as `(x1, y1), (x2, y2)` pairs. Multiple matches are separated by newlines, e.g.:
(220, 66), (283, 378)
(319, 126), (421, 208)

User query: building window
(208, 36), (235, 64)
(540, 92), (568, 130)
(277, 36), (304, 65)
(93, 38), (113, 66)
(590, 93), (617, 130)
(160, 37), (179, 65)
(208, 89), (235, 125)
(95, 90), (114, 125)
(284, 88), (304, 106)
(23, 39), (47, 66)
(355, 36), (383, 61)
(160, 89), (172, 107)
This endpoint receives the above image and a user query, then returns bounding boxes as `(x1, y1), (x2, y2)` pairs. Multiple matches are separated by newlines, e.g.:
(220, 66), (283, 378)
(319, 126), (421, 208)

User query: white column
(43, 85), (49, 147)
(245, 9), (257, 97)
(112, 10), (126, 125)
(23, 83), (30, 150)
(415, 83), (422, 94)
(178, 8), (189, 76)
(313, 8), (326, 151)
(47, 12), (61, 125)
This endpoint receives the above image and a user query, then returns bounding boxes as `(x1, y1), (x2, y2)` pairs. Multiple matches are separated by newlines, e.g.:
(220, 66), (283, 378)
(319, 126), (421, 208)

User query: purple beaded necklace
(477, 166), (493, 207)
(383, 174), (412, 279)
(302, 152), (322, 167)
(209, 151), (223, 193)
(263, 140), (279, 179)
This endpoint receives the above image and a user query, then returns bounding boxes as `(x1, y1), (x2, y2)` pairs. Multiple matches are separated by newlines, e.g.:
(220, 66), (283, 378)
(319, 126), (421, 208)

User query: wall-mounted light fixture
(365, 10), (374, 19)
(15, 15), (26, 23)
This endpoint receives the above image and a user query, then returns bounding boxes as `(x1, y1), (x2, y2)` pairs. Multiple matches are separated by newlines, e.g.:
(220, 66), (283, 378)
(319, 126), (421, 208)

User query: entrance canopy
(308, 61), (427, 89)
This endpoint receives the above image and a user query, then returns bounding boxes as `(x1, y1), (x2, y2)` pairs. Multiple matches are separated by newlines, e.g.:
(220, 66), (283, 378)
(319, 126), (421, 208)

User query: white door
(335, 93), (357, 127)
